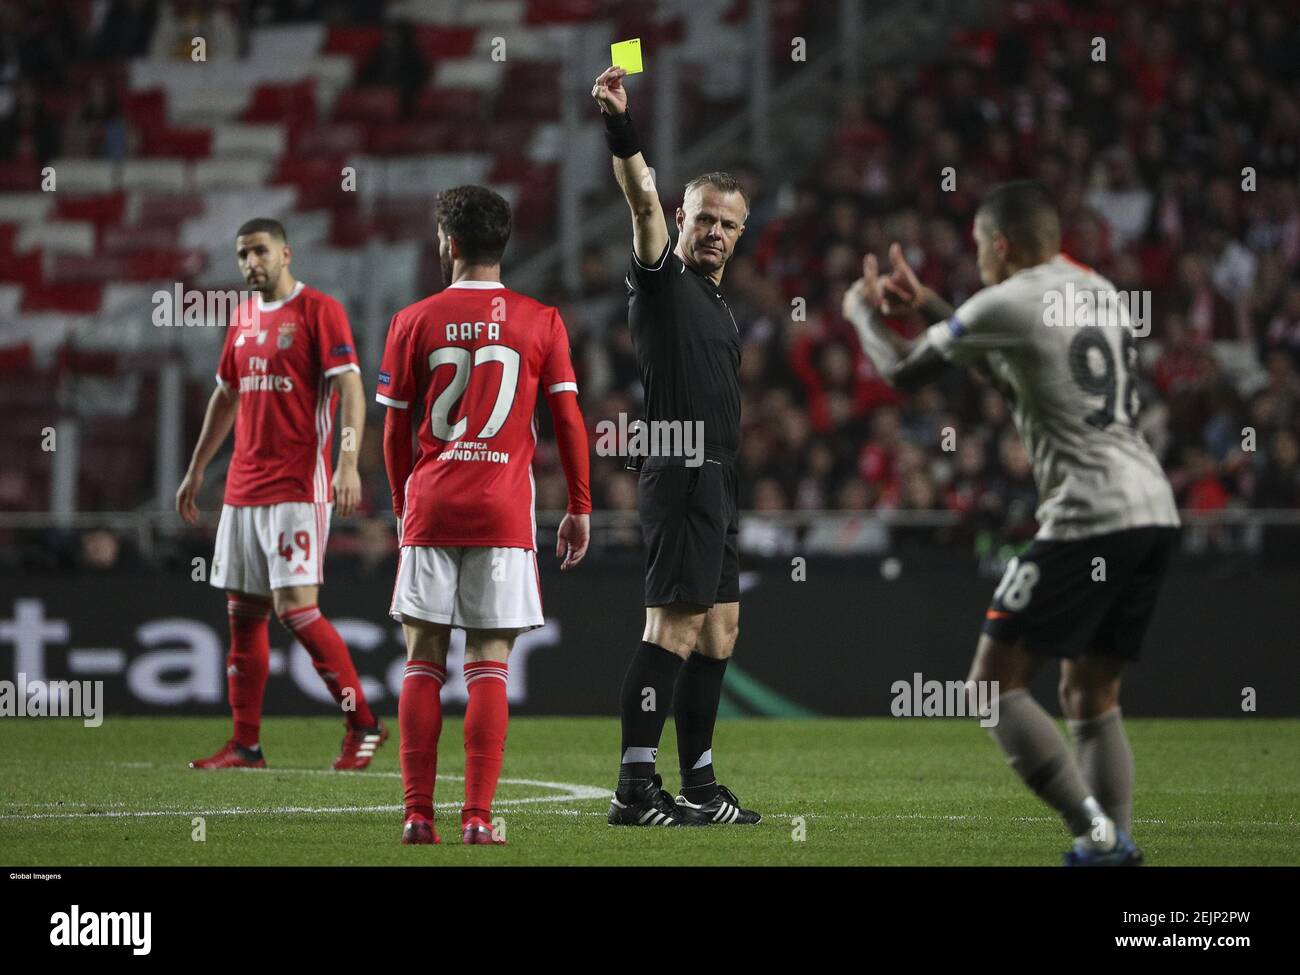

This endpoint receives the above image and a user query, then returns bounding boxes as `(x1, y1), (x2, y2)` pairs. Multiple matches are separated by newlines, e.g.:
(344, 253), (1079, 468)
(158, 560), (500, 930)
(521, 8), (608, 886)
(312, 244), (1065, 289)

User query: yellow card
(611, 38), (644, 74)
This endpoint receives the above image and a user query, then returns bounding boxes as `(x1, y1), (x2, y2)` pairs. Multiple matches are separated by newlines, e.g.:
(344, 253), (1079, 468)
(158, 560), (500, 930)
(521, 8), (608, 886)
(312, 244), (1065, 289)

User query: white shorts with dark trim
(210, 502), (332, 596)
(389, 545), (544, 632)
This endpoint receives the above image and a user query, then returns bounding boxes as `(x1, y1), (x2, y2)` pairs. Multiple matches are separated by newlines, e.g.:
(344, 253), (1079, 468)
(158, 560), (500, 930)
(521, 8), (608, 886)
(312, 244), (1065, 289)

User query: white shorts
(210, 502), (332, 596)
(389, 546), (544, 632)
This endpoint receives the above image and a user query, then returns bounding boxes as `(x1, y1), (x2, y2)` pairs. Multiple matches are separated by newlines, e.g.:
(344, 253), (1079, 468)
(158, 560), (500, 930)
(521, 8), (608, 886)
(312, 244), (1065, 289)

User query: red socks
(280, 605), (376, 729)
(226, 595), (271, 748)
(400, 661), (446, 822)
(463, 660), (509, 826)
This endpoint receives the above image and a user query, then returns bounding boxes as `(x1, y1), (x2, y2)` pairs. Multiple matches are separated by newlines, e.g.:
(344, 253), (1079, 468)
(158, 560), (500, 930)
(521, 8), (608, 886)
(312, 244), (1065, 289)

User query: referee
(593, 66), (760, 827)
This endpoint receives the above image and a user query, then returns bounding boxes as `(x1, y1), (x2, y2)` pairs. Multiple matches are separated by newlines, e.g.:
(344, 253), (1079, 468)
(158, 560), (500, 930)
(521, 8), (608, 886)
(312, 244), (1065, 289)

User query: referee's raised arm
(591, 66), (667, 266)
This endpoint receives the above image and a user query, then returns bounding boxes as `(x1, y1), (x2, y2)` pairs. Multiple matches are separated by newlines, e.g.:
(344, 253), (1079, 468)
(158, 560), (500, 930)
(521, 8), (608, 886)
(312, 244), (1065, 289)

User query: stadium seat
(101, 224), (178, 256)
(121, 160), (189, 192)
(323, 25), (385, 66)
(414, 26), (478, 59)
(292, 122), (365, 157)
(0, 250), (42, 287)
(45, 159), (116, 193)
(134, 193), (206, 227)
(193, 158), (273, 190)
(243, 81), (318, 123)
(17, 221), (97, 257)
(413, 88), (483, 122)
(140, 128), (213, 159)
(54, 193), (128, 230)
(333, 87), (401, 124)
(0, 161), (41, 192)
(0, 193), (52, 224)
(433, 60), (505, 92)
(47, 254), (130, 285)
(22, 283), (103, 314)
(213, 123), (286, 159)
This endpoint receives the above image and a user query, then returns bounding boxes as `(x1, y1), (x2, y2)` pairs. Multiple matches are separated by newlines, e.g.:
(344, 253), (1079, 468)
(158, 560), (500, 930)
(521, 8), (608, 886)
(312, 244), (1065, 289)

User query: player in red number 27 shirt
(176, 218), (386, 773)
(378, 186), (592, 847)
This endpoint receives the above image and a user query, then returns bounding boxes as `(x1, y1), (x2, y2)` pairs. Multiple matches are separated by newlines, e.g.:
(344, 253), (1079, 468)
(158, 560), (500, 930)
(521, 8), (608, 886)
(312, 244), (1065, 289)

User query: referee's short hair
(683, 172), (750, 218)
(435, 185), (512, 265)
(976, 180), (1060, 255)
(236, 218), (287, 243)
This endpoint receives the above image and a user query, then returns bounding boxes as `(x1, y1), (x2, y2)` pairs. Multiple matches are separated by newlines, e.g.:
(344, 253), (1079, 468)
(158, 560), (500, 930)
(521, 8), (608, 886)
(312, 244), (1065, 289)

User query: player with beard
(179, 218), (385, 770)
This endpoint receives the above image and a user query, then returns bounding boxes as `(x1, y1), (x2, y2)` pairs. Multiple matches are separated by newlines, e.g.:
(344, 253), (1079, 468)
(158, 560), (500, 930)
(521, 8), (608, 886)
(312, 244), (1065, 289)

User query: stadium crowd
(541, 0), (1300, 548)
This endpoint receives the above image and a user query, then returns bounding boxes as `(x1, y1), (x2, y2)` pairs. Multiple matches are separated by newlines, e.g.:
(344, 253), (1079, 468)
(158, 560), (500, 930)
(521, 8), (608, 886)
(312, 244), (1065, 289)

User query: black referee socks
(675, 653), (729, 803)
(617, 641), (683, 791)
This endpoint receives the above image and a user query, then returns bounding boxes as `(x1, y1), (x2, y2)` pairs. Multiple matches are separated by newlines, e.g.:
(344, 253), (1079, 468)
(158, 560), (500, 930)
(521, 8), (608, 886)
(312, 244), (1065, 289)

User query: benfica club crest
(277, 322), (296, 350)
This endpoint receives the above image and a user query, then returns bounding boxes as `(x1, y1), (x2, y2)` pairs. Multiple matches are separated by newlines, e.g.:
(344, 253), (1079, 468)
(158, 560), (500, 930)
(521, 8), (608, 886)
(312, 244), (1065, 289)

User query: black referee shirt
(625, 240), (742, 459)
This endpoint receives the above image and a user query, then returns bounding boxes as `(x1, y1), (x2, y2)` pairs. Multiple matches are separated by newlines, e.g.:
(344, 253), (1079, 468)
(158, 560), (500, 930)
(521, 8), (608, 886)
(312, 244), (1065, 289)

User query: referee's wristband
(604, 110), (641, 158)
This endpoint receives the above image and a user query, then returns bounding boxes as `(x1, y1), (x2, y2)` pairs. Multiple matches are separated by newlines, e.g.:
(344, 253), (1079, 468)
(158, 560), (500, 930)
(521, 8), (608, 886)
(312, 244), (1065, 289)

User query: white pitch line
(0, 769), (609, 822)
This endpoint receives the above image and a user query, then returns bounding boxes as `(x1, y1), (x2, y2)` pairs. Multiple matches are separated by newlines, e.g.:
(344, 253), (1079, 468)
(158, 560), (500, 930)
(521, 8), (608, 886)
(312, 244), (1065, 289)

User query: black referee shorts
(637, 456), (739, 609)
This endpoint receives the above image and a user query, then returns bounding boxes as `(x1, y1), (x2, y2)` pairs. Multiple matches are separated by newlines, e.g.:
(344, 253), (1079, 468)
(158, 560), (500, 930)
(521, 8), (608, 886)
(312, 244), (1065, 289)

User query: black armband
(604, 110), (641, 158)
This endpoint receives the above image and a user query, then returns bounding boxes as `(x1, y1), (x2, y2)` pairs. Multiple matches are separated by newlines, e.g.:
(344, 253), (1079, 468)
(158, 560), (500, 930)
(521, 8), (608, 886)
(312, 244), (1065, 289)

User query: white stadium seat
(0, 193), (53, 224)
(213, 124), (287, 158)
(46, 158), (117, 193)
(121, 159), (189, 192)
(17, 221), (97, 257)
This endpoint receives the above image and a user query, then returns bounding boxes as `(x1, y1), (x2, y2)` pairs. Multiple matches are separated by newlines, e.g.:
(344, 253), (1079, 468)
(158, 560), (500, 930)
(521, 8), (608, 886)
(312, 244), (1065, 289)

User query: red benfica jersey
(217, 282), (360, 506)
(376, 280), (579, 549)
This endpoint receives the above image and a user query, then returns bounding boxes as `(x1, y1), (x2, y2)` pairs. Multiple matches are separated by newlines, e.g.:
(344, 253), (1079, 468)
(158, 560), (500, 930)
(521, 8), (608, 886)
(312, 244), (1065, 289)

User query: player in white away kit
(378, 186), (592, 846)
(843, 182), (1179, 865)
(177, 218), (386, 771)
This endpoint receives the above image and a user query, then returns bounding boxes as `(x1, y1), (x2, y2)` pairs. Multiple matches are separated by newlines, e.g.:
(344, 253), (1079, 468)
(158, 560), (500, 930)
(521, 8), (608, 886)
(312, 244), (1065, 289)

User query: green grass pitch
(2, 716), (1296, 866)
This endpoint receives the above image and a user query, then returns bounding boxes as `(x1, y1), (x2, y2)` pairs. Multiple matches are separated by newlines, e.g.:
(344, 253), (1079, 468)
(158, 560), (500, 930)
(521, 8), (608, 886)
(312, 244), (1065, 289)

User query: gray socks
(1068, 706), (1134, 833)
(989, 689), (1101, 836)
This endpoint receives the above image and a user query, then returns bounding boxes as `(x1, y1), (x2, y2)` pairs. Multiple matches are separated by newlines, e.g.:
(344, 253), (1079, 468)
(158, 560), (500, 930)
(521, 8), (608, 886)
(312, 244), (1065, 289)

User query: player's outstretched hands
(556, 512), (590, 570)
(880, 242), (925, 314)
(592, 66), (628, 115)
(176, 469), (202, 524)
(843, 252), (888, 319)
(332, 465), (361, 517)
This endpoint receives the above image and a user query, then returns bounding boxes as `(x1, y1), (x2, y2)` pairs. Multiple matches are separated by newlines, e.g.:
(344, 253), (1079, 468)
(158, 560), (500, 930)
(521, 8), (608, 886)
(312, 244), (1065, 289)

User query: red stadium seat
(0, 250), (42, 287)
(125, 89), (167, 130)
(525, 0), (607, 24)
(140, 127), (213, 159)
(333, 87), (401, 124)
(54, 193), (128, 230)
(323, 26), (385, 66)
(243, 81), (318, 123)
(413, 88), (482, 122)
(127, 249), (206, 281)
(365, 122), (450, 155)
(412, 26), (477, 59)
(0, 161), (41, 191)
(22, 283), (103, 313)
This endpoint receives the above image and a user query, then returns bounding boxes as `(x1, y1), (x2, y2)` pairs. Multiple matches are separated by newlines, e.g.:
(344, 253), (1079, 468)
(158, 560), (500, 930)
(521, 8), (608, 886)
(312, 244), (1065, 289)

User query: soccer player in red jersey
(177, 218), (387, 771)
(378, 186), (591, 846)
